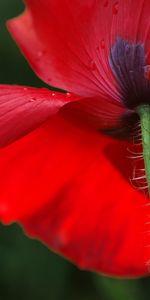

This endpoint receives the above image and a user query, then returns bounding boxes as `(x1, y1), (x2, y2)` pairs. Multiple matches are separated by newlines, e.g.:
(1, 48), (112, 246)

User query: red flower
(0, 0), (150, 277)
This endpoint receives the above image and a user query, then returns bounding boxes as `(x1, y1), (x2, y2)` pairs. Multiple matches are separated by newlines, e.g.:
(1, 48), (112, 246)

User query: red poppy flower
(0, 0), (150, 278)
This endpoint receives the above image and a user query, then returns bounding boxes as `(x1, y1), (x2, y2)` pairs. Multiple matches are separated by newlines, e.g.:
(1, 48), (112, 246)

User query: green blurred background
(0, 1), (150, 299)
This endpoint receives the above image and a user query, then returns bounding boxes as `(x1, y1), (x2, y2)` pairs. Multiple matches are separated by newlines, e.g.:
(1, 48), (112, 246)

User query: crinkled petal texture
(2, 0), (150, 278)
(0, 84), (80, 147)
(8, 0), (150, 101)
(0, 115), (150, 278)
(0, 84), (126, 145)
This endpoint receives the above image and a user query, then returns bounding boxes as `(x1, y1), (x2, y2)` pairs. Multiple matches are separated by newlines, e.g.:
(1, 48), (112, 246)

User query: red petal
(60, 95), (127, 130)
(0, 115), (149, 277)
(7, 3), (119, 99)
(0, 85), (79, 147)
(7, 1), (150, 100)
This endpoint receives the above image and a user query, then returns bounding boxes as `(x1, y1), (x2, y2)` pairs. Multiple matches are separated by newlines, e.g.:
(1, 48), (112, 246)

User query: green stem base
(137, 105), (150, 195)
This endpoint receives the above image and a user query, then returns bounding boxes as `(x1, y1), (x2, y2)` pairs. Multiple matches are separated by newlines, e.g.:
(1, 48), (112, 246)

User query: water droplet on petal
(113, 2), (119, 14)
(23, 87), (28, 91)
(66, 92), (71, 97)
(52, 93), (55, 96)
(100, 39), (105, 49)
(37, 50), (46, 58)
(90, 60), (96, 71)
(29, 97), (36, 102)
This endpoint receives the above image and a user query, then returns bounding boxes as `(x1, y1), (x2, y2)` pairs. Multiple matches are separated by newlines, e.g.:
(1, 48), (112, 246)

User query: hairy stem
(137, 105), (150, 195)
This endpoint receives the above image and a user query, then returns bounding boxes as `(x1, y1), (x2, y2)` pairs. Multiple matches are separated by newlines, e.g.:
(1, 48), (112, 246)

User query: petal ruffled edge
(0, 114), (149, 277)
(0, 84), (80, 147)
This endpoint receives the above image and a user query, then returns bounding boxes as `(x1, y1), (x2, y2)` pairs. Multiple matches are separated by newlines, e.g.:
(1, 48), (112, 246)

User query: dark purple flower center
(110, 38), (150, 109)
(104, 38), (150, 139)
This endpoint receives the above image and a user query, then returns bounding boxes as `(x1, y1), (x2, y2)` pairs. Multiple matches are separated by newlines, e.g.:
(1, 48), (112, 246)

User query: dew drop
(90, 60), (96, 71)
(66, 92), (71, 97)
(37, 50), (46, 58)
(100, 39), (105, 49)
(113, 1), (119, 14)
(23, 87), (28, 91)
(29, 97), (36, 102)
(52, 92), (55, 96)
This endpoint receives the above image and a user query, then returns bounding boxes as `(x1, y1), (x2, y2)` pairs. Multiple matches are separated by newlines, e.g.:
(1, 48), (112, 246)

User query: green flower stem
(93, 274), (142, 300)
(137, 105), (150, 195)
